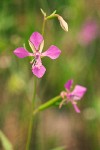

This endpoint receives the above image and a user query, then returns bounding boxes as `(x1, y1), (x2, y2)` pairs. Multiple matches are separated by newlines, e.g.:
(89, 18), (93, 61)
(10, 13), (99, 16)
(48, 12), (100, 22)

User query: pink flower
(79, 20), (98, 45)
(60, 80), (87, 113)
(14, 32), (61, 78)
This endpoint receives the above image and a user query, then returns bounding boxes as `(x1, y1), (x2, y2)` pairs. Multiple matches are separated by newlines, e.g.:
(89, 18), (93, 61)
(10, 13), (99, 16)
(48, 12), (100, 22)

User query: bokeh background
(0, 0), (100, 150)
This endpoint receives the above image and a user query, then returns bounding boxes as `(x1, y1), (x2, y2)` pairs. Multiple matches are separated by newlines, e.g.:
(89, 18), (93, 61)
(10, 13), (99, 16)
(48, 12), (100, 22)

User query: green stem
(42, 16), (46, 36)
(26, 78), (37, 150)
(32, 78), (37, 106)
(46, 15), (56, 20)
(33, 95), (61, 115)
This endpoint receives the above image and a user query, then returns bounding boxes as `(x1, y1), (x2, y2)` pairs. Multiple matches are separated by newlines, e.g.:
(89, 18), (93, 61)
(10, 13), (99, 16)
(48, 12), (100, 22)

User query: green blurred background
(0, 0), (100, 150)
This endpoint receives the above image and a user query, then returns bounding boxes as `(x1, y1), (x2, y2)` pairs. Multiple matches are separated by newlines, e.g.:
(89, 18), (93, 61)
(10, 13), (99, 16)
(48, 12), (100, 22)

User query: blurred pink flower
(79, 20), (98, 45)
(14, 32), (61, 78)
(60, 80), (87, 113)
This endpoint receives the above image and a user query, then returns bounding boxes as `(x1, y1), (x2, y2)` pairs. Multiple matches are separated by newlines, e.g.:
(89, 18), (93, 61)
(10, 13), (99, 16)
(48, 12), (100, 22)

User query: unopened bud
(56, 14), (68, 32)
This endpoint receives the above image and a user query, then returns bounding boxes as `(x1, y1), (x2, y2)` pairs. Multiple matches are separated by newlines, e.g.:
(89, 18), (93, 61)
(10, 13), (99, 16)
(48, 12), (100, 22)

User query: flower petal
(32, 65), (46, 78)
(73, 103), (80, 113)
(13, 47), (32, 58)
(71, 85), (87, 100)
(64, 80), (73, 91)
(42, 45), (61, 59)
(29, 32), (43, 50)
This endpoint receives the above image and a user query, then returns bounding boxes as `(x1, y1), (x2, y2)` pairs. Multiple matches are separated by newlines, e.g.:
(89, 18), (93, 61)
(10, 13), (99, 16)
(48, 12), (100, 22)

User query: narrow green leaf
(0, 130), (13, 150)
(51, 146), (66, 150)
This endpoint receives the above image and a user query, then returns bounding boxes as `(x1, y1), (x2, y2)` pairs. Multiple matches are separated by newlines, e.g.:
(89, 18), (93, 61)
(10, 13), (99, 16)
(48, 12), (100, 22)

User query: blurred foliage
(0, 0), (100, 150)
(0, 130), (13, 150)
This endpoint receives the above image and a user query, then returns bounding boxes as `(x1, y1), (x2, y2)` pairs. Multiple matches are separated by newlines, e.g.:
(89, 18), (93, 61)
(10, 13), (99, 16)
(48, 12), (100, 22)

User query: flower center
(32, 52), (42, 69)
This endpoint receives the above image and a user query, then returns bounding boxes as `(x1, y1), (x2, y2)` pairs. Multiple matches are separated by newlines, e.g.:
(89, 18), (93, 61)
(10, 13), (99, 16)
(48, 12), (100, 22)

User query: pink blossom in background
(60, 80), (87, 113)
(14, 32), (61, 78)
(79, 20), (98, 46)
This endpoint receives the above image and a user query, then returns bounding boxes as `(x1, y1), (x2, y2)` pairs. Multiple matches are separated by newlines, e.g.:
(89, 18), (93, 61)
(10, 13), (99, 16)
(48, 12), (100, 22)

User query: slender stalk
(26, 78), (37, 150)
(32, 78), (37, 106)
(26, 12), (58, 149)
(42, 16), (46, 36)
(33, 95), (61, 115)
(39, 95), (61, 111)
(46, 15), (56, 20)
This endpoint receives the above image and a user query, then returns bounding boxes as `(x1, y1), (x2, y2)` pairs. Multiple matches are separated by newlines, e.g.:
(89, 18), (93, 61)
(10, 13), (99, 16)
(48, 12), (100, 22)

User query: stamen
(30, 58), (37, 65)
(59, 99), (67, 109)
(33, 59), (37, 65)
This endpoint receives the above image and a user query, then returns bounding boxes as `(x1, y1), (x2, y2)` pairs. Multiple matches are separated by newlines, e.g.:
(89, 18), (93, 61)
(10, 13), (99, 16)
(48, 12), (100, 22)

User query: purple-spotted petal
(32, 65), (46, 78)
(29, 32), (43, 50)
(71, 85), (87, 100)
(64, 80), (73, 91)
(42, 45), (61, 59)
(72, 103), (80, 113)
(13, 47), (32, 58)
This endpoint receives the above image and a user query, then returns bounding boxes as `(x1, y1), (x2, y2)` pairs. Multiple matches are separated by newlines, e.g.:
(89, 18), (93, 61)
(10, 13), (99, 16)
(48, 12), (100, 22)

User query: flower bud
(56, 15), (68, 32)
